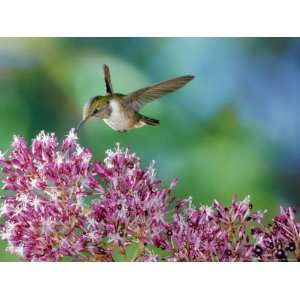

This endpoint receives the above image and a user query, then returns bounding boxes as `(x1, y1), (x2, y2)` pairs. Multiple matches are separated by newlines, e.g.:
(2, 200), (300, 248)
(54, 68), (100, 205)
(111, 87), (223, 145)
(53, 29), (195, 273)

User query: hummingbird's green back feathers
(125, 75), (194, 111)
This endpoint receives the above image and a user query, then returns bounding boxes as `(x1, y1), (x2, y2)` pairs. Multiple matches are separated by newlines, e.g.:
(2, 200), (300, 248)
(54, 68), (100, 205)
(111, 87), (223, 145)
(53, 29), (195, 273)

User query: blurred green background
(1, 38), (300, 260)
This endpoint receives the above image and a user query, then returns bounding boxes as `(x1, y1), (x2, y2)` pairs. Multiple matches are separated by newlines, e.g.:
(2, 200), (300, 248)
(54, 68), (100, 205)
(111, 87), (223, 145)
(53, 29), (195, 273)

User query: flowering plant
(0, 129), (299, 262)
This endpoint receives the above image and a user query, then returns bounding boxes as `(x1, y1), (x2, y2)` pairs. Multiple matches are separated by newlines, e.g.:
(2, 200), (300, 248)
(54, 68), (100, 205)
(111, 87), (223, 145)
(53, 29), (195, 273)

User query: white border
(0, 263), (299, 300)
(1, 1), (299, 299)
(0, 0), (299, 36)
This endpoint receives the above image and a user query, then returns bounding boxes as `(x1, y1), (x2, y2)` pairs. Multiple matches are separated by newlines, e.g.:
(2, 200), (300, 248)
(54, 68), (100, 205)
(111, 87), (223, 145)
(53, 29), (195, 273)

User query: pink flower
(163, 196), (256, 261)
(252, 207), (300, 261)
(0, 130), (96, 261)
(88, 143), (176, 251)
(1, 129), (300, 262)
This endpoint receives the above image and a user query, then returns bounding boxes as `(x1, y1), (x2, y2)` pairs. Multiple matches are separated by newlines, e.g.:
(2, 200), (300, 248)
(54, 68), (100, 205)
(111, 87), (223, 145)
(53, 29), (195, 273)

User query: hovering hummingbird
(77, 65), (194, 132)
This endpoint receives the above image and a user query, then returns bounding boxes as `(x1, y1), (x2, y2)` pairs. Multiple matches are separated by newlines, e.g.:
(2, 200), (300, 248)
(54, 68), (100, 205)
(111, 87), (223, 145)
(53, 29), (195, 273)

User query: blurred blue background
(0, 38), (300, 260)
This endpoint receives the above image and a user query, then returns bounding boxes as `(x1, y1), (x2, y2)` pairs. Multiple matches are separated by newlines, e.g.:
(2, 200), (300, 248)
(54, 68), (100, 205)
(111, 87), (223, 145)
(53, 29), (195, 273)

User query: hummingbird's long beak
(77, 118), (88, 131)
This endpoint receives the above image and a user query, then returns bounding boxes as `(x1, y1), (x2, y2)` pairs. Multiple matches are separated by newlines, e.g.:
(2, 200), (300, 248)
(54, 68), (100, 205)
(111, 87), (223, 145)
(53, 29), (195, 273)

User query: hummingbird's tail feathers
(139, 114), (160, 126)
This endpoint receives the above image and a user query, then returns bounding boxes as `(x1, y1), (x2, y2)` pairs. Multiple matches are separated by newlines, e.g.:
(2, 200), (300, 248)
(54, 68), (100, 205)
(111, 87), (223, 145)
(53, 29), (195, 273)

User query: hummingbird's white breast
(103, 99), (133, 131)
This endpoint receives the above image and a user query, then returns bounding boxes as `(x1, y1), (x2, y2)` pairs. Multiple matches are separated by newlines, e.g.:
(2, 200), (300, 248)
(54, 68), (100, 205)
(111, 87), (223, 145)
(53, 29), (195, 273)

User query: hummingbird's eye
(93, 108), (100, 115)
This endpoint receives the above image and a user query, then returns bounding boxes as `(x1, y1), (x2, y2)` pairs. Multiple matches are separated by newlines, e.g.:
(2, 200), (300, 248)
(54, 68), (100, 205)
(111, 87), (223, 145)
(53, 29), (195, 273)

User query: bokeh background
(0, 37), (300, 260)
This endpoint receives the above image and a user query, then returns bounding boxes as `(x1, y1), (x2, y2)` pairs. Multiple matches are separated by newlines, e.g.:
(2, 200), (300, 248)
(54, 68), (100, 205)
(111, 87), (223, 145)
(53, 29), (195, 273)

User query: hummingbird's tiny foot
(118, 130), (127, 133)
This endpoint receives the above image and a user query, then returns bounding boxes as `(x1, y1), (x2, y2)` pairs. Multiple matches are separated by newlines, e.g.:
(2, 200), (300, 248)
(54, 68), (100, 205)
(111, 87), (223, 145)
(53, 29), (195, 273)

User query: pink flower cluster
(0, 129), (300, 261)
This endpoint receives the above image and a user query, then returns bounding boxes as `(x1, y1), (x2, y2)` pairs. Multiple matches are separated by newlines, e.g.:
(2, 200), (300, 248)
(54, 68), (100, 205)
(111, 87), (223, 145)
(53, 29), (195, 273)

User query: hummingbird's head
(77, 95), (110, 130)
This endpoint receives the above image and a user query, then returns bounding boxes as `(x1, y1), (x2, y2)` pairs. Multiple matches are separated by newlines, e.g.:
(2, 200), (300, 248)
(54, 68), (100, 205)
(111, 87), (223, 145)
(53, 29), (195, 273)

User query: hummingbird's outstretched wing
(103, 64), (113, 94)
(125, 75), (194, 111)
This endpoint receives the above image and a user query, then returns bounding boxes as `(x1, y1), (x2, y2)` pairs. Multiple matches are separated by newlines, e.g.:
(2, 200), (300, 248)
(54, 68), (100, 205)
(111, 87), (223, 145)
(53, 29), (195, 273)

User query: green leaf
(125, 243), (140, 261)
(112, 246), (127, 262)
(112, 243), (140, 262)
(148, 245), (171, 257)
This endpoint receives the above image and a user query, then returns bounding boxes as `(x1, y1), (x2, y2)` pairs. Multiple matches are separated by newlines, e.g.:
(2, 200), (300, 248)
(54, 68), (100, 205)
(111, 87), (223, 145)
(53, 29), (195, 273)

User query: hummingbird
(77, 65), (194, 132)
